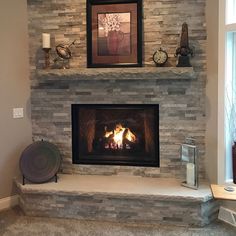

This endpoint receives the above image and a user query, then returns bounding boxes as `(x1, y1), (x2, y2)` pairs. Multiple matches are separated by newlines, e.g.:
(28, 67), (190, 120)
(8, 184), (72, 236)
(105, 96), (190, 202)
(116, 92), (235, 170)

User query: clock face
(153, 49), (168, 66)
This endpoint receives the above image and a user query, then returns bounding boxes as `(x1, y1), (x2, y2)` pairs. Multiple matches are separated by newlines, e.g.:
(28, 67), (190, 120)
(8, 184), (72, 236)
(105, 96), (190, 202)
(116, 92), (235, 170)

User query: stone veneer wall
(28, 0), (207, 179)
(19, 191), (219, 226)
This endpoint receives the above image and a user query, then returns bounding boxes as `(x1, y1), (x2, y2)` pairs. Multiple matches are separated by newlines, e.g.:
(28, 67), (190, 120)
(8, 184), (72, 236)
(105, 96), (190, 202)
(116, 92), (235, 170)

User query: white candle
(186, 163), (195, 186)
(42, 33), (50, 48)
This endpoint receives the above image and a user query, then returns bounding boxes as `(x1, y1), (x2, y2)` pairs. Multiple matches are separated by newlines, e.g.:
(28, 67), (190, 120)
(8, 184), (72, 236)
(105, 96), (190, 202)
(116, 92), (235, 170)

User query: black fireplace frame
(72, 104), (159, 167)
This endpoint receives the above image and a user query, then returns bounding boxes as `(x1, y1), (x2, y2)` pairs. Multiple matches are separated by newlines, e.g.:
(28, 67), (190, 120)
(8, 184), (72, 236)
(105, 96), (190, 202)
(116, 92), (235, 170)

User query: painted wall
(205, 0), (236, 212)
(0, 0), (32, 199)
(205, 0), (219, 183)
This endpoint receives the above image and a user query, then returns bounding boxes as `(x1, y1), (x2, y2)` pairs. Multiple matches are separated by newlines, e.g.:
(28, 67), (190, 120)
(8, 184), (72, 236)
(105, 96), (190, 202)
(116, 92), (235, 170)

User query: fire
(104, 123), (136, 149)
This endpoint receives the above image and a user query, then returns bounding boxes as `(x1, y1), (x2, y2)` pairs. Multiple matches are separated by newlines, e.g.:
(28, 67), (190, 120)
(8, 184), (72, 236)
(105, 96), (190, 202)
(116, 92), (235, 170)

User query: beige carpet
(0, 207), (235, 236)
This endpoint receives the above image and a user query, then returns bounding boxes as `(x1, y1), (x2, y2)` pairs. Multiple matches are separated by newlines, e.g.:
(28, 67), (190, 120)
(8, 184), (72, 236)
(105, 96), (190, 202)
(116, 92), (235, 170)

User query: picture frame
(87, 0), (142, 68)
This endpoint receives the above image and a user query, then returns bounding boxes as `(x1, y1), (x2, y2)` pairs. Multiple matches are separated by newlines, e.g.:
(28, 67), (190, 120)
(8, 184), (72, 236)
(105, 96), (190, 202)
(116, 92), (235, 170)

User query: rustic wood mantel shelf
(36, 67), (196, 81)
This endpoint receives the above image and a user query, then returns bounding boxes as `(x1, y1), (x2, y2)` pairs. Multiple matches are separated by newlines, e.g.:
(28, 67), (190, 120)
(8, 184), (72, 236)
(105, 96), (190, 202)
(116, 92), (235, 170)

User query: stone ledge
(16, 174), (212, 202)
(16, 174), (218, 226)
(35, 67), (196, 81)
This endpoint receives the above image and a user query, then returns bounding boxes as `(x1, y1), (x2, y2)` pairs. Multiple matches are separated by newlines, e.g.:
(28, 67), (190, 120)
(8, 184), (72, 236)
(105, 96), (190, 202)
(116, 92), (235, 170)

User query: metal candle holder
(42, 48), (51, 69)
(180, 138), (198, 190)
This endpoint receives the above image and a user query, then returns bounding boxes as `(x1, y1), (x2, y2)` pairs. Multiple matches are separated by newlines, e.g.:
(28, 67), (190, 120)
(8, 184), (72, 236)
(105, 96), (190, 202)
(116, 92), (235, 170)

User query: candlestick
(42, 48), (51, 69)
(42, 33), (50, 48)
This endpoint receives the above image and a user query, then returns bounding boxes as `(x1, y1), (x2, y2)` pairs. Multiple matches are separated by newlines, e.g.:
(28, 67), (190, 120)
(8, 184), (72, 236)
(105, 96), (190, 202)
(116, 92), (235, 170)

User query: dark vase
(107, 30), (119, 55)
(232, 142), (236, 184)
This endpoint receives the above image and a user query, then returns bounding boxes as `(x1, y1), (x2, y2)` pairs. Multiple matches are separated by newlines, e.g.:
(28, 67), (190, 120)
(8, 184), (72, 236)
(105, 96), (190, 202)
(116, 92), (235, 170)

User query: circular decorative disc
(20, 141), (61, 183)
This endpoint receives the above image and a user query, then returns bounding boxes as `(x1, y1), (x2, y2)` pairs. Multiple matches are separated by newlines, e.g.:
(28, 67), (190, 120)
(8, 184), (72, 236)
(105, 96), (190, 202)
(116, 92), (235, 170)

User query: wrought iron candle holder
(180, 137), (198, 190)
(42, 48), (51, 69)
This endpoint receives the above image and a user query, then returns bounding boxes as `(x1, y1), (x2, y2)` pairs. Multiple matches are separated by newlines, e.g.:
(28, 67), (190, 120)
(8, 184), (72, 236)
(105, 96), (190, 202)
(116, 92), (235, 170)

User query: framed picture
(87, 0), (142, 68)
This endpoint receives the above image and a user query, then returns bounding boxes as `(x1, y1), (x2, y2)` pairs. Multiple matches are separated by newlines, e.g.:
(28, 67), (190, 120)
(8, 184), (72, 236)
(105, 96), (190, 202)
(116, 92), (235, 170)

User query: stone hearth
(16, 175), (218, 226)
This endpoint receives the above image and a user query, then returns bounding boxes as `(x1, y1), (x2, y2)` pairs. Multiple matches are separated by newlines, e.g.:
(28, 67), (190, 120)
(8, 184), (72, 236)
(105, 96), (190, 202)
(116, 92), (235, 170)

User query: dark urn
(175, 22), (194, 67)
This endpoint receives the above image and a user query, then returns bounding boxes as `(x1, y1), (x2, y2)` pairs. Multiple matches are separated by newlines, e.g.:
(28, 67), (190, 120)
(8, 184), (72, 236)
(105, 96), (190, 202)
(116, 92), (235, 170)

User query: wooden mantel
(35, 67), (197, 81)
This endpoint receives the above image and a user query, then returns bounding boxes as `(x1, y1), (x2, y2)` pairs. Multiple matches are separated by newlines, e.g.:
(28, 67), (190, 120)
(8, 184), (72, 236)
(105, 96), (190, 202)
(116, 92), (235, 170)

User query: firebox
(72, 104), (159, 167)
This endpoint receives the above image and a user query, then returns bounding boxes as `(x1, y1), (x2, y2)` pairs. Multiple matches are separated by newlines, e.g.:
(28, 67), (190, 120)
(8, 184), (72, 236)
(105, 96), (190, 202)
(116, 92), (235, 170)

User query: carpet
(0, 207), (235, 236)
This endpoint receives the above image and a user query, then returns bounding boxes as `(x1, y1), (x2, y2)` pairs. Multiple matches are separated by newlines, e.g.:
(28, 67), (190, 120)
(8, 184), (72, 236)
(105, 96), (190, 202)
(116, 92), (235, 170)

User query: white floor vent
(218, 206), (236, 227)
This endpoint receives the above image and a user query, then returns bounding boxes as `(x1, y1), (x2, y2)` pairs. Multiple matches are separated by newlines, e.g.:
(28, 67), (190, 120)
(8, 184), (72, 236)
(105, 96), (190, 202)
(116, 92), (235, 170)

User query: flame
(104, 124), (136, 149)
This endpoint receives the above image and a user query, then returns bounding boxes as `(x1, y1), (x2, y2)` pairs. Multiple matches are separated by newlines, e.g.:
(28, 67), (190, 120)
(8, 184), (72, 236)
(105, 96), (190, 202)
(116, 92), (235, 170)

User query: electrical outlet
(13, 108), (24, 119)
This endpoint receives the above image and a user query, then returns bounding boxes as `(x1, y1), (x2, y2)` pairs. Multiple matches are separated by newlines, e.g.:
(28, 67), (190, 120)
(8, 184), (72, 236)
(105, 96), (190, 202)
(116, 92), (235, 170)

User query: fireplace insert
(72, 104), (159, 167)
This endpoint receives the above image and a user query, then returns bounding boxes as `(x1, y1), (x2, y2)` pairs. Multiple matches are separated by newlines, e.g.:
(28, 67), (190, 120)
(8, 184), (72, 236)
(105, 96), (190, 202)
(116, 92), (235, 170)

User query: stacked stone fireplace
(28, 0), (207, 179)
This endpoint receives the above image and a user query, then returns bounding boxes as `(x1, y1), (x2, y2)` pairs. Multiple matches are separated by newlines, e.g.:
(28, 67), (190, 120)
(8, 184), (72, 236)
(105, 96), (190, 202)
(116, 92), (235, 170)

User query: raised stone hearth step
(35, 67), (196, 81)
(16, 174), (218, 226)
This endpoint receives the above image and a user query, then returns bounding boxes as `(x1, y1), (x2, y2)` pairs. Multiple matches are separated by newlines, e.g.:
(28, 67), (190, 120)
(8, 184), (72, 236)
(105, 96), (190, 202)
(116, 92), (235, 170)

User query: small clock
(153, 48), (168, 66)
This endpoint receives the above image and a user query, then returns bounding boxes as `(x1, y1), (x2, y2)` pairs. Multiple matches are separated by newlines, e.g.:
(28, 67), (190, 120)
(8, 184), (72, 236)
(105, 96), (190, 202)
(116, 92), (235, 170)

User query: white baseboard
(0, 195), (19, 212)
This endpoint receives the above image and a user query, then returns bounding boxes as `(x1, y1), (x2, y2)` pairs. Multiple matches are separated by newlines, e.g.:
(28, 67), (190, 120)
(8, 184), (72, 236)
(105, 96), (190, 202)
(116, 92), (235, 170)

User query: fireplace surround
(28, 0), (207, 179)
(19, 0), (214, 227)
(72, 104), (159, 167)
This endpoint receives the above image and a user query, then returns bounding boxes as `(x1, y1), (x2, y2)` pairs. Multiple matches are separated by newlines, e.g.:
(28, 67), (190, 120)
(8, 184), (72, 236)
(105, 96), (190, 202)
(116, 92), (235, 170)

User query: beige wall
(205, 0), (219, 183)
(206, 0), (236, 211)
(0, 0), (32, 199)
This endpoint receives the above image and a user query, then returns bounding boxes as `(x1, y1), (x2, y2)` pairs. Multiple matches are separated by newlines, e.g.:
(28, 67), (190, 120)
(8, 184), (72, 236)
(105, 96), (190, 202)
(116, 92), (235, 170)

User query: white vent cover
(218, 206), (236, 227)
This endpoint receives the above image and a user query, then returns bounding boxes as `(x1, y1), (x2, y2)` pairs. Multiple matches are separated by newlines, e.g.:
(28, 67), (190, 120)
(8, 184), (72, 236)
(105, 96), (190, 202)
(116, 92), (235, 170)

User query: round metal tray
(20, 141), (61, 183)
